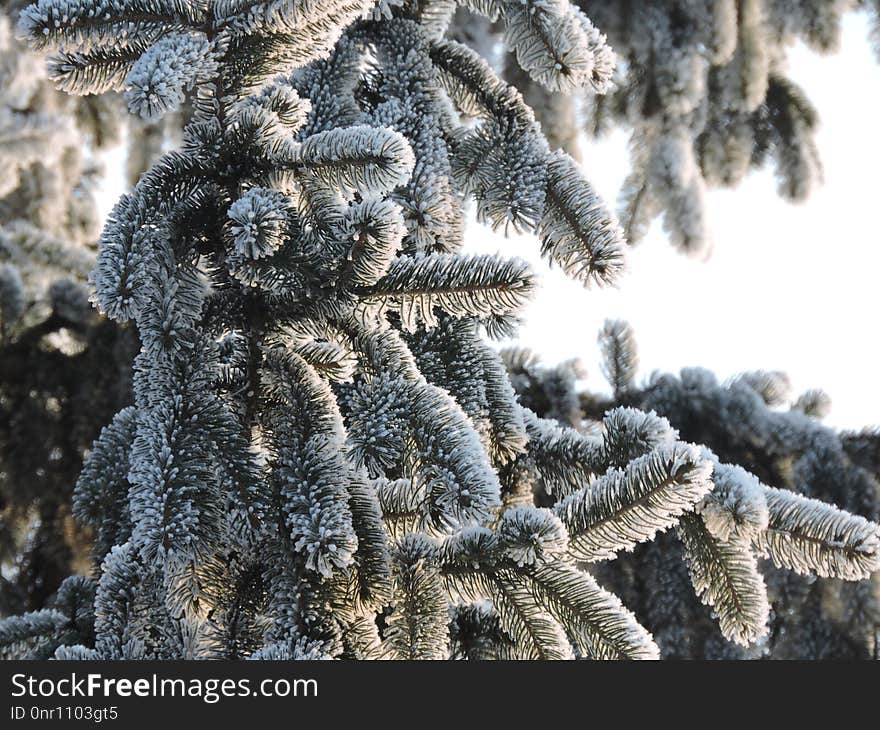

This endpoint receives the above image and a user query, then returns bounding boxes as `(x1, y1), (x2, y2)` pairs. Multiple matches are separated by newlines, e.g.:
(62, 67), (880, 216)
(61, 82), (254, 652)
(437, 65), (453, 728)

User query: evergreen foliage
(0, 0), (876, 661)
(450, 0), (880, 255)
(0, 4), (136, 617)
(506, 321), (880, 658)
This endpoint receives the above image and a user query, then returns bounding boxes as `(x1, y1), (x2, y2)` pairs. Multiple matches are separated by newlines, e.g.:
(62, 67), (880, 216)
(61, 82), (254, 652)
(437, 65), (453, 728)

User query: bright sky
(465, 11), (880, 431)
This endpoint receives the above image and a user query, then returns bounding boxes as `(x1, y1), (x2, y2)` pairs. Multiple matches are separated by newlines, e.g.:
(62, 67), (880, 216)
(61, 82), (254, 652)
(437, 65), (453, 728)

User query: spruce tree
(0, 0), (877, 661)
(0, 4), (135, 618)
(450, 0), (880, 255)
(506, 321), (880, 658)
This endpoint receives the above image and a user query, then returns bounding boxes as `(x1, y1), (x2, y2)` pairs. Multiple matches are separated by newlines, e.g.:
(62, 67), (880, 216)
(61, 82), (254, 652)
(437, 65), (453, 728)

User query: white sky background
(96, 13), (879, 430)
(464, 11), (880, 430)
